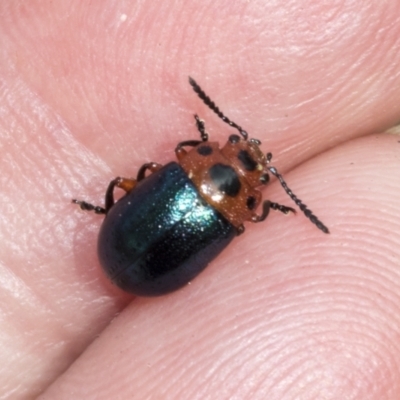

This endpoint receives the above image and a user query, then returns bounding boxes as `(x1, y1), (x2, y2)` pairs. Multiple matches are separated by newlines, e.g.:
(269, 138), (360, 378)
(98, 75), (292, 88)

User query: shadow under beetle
(73, 77), (329, 297)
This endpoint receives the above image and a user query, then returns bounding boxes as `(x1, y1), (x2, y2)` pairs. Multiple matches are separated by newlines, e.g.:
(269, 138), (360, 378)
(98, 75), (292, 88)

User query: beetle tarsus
(72, 199), (106, 214)
(269, 202), (296, 215)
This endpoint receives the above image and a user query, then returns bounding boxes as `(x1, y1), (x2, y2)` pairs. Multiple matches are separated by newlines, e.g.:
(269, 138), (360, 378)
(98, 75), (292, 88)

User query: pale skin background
(1, 1), (400, 399)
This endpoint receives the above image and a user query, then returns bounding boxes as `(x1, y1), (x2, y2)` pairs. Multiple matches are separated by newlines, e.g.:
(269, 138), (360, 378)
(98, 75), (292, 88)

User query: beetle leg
(249, 201), (295, 223)
(72, 177), (136, 215)
(107, 162), (163, 210)
(137, 162), (163, 181)
(236, 224), (245, 235)
(103, 177), (137, 212)
(115, 178), (137, 192)
(269, 202), (296, 215)
(194, 114), (209, 141)
(251, 200), (270, 223)
(73, 163), (164, 216)
(175, 140), (202, 161)
(72, 199), (106, 214)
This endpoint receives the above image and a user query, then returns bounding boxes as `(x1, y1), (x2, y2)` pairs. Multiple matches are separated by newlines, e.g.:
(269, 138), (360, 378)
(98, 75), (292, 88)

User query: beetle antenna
(189, 77), (248, 140)
(268, 166), (330, 234)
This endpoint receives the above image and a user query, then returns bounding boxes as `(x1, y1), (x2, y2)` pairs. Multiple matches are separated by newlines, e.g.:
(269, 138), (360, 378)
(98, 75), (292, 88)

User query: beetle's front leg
(269, 202), (296, 215)
(175, 140), (202, 161)
(175, 114), (209, 161)
(194, 114), (209, 141)
(250, 200), (296, 224)
(251, 200), (271, 223)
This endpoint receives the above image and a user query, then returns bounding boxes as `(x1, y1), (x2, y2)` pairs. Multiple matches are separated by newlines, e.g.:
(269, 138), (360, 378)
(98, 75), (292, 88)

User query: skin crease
(0, 0), (400, 399)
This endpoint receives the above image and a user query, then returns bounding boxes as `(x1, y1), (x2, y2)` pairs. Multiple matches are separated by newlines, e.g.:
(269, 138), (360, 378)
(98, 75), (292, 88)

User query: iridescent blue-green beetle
(73, 77), (329, 296)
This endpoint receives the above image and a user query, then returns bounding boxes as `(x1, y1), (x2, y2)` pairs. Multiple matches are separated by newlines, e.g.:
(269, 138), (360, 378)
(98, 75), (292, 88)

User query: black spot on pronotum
(197, 145), (213, 156)
(209, 163), (241, 197)
(238, 150), (257, 171)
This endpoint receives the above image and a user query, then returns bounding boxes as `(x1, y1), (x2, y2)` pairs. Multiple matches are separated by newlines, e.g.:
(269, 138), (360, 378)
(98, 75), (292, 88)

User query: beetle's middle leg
(104, 162), (163, 212)
(72, 199), (107, 214)
(137, 162), (163, 181)
(72, 177), (137, 215)
(103, 177), (137, 213)
(73, 162), (163, 215)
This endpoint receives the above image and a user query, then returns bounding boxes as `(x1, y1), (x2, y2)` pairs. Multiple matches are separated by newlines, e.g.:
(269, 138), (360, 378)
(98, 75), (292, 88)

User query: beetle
(73, 77), (329, 296)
